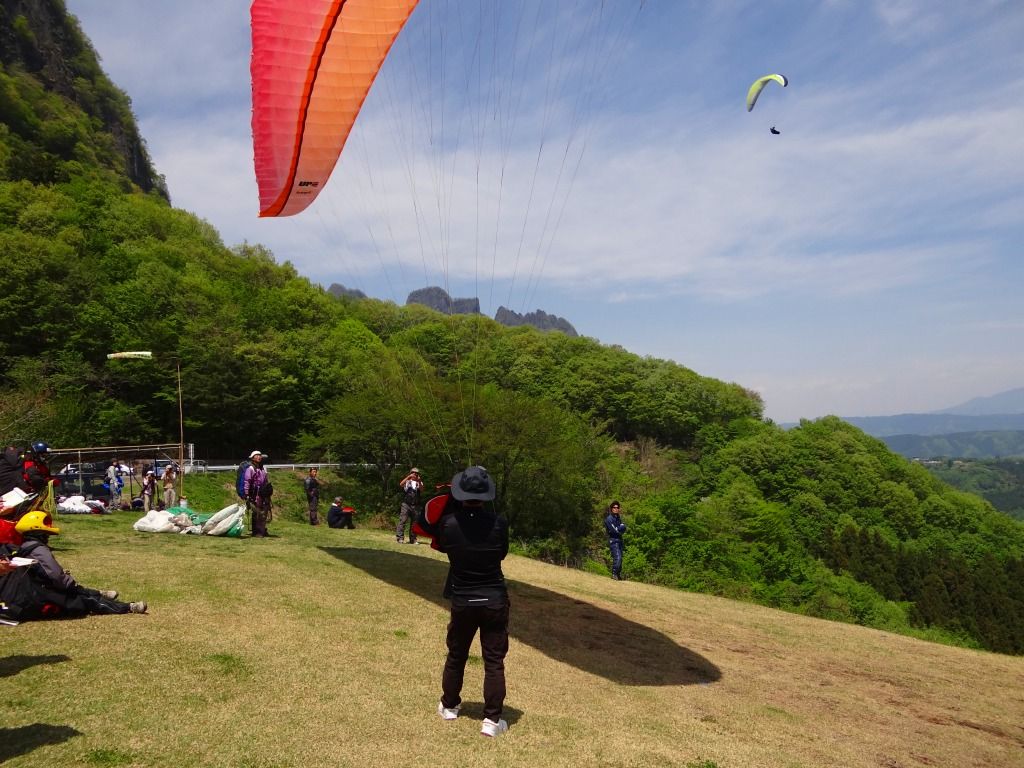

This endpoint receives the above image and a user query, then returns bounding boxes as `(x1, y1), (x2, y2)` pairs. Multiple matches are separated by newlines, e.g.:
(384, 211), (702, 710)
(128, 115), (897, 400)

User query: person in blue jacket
(604, 501), (626, 580)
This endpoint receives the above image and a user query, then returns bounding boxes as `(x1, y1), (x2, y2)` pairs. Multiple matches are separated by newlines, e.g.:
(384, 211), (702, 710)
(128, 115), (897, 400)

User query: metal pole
(177, 361), (184, 500)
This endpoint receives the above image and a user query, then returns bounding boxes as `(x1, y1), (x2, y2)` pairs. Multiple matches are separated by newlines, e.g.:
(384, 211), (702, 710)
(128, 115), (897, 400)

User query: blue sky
(65, 1), (1024, 423)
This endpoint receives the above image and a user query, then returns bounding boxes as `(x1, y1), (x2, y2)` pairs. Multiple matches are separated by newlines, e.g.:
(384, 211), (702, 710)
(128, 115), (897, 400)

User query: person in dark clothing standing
(434, 466), (510, 737)
(0, 445), (26, 496)
(303, 467), (321, 525)
(604, 501), (627, 580)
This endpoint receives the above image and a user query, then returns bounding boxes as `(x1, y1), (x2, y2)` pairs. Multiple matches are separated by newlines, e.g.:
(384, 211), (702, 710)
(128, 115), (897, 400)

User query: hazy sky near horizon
(64, 1), (1024, 423)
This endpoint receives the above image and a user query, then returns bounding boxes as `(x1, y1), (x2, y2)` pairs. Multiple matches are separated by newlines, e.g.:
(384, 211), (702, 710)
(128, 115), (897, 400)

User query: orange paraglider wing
(250, 0), (419, 217)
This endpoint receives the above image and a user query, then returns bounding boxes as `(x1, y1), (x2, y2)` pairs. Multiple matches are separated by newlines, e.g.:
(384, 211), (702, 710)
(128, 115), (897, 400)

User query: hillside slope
(0, 0), (165, 196)
(1, 516), (1021, 768)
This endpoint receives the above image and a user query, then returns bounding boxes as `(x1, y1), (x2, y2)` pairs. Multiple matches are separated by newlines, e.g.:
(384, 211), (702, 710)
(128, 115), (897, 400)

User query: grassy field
(2, 505), (1023, 768)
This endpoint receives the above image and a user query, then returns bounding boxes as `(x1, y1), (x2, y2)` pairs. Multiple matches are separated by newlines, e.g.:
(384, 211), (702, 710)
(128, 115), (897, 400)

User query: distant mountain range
(935, 387), (1024, 416)
(883, 431), (1024, 460)
(326, 283), (578, 336)
(833, 387), (1024, 458)
(842, 413), (1024, 438)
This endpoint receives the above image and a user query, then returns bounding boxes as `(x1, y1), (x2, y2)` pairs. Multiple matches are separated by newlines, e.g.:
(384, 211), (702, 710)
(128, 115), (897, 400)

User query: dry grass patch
(1, 513), (1022, 767)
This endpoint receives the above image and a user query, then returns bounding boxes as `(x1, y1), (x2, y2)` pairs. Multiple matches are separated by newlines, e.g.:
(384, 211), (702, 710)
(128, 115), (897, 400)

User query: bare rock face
(404, 286), (577, 335)
(494, 306), (577, 337)
(0, 0), (167, 198)
(406, 287), (480, 315)
(327, 283), (368, 300)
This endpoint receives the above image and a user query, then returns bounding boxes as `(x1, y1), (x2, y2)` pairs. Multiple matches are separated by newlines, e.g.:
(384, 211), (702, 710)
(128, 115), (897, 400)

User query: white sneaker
(480, 718), (508, 737)
(437, 701), (460, 720)
(99, 590), (118, 599)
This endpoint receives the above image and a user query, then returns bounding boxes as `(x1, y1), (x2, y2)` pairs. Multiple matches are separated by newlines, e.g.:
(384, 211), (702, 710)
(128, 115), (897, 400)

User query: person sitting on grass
(13, 511), (147, 618)
(327, 497), (355, 529)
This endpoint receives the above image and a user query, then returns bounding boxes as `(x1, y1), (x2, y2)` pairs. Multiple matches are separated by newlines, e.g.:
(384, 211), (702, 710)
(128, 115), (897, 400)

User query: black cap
(450, 466), (495, 501)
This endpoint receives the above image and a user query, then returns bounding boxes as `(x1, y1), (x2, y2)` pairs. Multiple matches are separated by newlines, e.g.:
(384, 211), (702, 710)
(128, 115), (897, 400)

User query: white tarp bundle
(57, 495), (108, 514)
(133, 509), (177, 533)
(201, 503), (244, 536)
(133, 503), (245, 537)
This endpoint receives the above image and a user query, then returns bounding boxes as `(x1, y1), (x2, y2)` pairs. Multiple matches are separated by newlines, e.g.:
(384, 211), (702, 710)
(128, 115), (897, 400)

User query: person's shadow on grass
(0, 724), (82, 761)
(322, 547), (721, 686)
(0, 653), (72, 678)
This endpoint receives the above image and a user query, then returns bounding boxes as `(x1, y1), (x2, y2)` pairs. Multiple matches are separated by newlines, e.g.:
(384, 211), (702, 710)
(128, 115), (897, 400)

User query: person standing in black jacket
(303, 467), (321, 526)
(434, 466), (510, 737)
(0, 445), (25, 496)
(604, 501), (627, 580)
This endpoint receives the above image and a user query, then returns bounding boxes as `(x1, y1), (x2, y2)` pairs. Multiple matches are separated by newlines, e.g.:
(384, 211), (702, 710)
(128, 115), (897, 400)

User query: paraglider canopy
(746, 74), (788, 112)
(250, 0), (420, 218)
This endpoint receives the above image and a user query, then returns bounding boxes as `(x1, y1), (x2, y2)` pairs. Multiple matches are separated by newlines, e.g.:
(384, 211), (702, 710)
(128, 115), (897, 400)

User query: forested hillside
(2, 1), (1024, 654)
(883, 430), (1024, 460)
(924, 459), (1024, 522)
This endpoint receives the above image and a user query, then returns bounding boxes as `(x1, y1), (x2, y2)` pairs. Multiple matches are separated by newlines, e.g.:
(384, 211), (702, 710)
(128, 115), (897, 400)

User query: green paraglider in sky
(746, 73), (788, 112)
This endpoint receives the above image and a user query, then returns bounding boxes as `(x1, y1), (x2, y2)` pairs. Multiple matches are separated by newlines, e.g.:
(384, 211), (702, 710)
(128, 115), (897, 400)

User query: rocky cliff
(327, 283), (368, 300)
(0, 0), (167, 197)
(494, 306), (578, 337)
(406, 286), (480, 315)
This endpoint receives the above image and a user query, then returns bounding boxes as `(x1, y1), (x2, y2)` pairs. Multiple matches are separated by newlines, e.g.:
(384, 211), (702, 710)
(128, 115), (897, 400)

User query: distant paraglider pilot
(770, 126), (781, 135)
(431, 466), (511, 737)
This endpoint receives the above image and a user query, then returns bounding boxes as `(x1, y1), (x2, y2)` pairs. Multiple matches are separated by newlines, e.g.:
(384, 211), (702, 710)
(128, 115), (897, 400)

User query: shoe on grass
(99, 590), (118, 599)
(437, 701), (460, 720)
(129, 601), (147, 614)
(480, 718), (508, 737)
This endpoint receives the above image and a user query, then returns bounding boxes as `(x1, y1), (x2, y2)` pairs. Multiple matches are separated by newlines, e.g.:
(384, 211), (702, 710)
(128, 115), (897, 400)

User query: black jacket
(604, 513), (626, 541)
(0, 447), (25, 495)
(437, 503), (508, 608)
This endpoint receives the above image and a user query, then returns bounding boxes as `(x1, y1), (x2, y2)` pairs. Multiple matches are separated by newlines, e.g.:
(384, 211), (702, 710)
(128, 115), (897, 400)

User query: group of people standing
(134, 462), (179, 512)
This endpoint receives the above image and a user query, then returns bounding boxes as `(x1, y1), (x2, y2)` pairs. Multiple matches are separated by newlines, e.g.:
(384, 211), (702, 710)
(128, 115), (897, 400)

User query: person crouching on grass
(433, 466), (511, 737)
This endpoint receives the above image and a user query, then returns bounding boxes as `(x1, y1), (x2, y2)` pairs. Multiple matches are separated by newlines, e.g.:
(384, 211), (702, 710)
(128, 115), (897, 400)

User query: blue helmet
(30, 441), (50, 455)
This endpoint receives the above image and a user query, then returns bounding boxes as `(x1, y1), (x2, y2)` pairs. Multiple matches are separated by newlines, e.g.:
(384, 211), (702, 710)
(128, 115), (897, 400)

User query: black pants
(441, 602), (509, 720)
(4, 579), (130, 619)
(71, 587), (131, 615)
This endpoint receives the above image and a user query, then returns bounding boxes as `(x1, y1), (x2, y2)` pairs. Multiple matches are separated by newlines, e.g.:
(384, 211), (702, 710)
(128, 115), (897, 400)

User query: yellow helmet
(15, 510), (60, 536)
